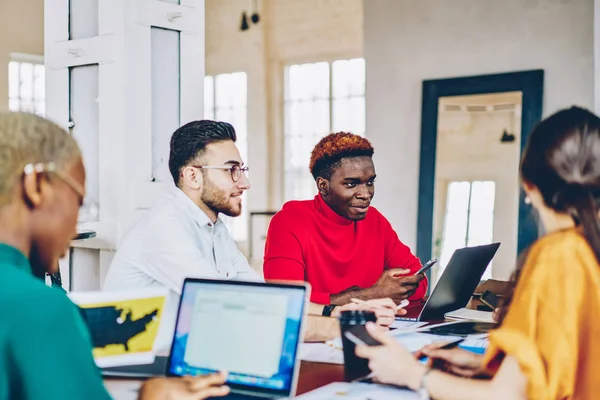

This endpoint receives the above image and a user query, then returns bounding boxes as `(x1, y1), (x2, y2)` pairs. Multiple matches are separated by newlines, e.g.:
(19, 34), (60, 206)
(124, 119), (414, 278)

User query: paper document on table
(299, 343), (344, 365)
(296, 382), (419, 399)
(444, 308), (495, 323)
(390, 320), (428, 330)
(462, 334), (489, 349)
(327, 337), (343, 350)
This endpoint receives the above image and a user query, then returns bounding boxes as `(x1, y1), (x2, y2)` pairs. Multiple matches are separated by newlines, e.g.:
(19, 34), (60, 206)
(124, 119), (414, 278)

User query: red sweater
(263, 195), (427, 304)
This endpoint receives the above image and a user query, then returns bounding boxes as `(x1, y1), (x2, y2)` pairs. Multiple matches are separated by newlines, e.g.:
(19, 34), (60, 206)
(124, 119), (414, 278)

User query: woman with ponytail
(352, 107), (600, 400)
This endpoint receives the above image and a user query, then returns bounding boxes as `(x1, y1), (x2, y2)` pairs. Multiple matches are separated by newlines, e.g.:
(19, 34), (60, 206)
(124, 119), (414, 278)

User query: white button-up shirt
(103, 188), (262, 294)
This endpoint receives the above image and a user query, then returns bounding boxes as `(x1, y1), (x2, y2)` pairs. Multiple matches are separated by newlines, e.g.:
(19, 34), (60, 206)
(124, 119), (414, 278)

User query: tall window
(8, 55), (45, 116)
(204, 72), (248, 242)
(284, 58), (365, 200)
(438, 181), (496, 281)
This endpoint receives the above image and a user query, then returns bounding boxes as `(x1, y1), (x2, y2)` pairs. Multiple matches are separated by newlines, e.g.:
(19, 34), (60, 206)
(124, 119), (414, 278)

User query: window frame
(8, 52), (45, 116)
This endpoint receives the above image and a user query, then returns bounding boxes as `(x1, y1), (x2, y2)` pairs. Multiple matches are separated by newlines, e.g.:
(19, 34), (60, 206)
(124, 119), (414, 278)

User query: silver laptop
(163, 278), (309, 399)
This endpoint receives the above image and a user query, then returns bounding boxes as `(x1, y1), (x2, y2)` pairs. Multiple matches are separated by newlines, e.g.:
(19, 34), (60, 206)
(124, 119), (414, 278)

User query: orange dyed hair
(309, 132), (374, 179)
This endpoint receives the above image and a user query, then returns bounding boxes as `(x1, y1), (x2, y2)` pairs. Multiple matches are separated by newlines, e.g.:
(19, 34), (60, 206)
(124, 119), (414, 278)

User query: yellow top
(483, 228), (600, 400)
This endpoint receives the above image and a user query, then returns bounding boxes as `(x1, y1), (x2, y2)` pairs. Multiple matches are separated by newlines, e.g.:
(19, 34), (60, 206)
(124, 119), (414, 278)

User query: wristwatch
(417, 368), (432, 400)
(322, 304), (337, 317)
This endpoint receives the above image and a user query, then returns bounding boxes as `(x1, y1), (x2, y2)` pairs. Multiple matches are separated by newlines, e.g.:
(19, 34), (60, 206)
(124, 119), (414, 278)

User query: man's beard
(201, 178), (242, 217)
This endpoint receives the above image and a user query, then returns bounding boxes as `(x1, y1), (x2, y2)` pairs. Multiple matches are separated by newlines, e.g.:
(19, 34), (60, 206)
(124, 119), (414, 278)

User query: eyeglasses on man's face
(189, 164), (250, 183)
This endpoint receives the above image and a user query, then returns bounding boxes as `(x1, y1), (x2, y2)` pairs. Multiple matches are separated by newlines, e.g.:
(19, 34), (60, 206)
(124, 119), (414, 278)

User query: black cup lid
(338, 309), (377, 325)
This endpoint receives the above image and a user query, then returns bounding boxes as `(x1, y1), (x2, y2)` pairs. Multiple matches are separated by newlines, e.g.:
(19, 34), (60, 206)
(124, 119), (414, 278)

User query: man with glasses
(104, 121), (399, 342)
(104, 120), (258, 291)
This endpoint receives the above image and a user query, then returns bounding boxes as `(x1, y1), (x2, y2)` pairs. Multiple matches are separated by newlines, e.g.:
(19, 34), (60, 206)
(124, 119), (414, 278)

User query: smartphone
(344, 325), (383, 347)
(480, 290), (501, 310)
(415, 258), (438, 275)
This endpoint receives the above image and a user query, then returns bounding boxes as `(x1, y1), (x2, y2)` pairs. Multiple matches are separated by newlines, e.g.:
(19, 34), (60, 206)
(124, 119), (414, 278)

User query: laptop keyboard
(209, 394), (277, 399)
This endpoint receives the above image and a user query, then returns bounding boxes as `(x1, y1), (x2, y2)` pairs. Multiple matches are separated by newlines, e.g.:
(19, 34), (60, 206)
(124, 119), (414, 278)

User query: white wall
(0, 0), (44, 112)
(365, 0), (594, 277)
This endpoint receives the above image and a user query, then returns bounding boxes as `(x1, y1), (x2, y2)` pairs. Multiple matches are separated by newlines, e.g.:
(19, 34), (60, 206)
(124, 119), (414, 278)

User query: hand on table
(140, 371), (230, 400)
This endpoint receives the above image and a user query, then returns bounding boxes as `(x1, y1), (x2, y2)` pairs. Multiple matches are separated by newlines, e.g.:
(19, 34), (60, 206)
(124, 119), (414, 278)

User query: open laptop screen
(167, 279), (307, 396)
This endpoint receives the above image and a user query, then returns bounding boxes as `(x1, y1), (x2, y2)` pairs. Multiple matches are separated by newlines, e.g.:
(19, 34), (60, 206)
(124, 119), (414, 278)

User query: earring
(524, 196), (532, 205)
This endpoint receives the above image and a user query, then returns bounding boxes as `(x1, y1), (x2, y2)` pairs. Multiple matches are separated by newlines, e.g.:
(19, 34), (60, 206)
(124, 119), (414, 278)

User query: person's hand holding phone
(371, 269), (424, 302)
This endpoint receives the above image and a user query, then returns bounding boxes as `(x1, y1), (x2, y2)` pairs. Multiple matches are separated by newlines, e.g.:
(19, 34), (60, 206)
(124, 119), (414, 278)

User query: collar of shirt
(315, 194), (354, 226)
(0, 243), (31, 274)
(171, 187), (226, 232)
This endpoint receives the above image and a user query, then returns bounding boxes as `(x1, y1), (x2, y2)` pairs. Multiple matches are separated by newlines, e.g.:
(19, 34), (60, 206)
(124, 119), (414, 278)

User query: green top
(0, 244), (111, 400)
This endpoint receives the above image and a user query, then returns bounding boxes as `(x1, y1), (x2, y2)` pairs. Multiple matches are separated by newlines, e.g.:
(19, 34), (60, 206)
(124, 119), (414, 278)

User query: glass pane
(332, 98), (350, 132)
(70, 64), (100, 222)
(204, 75), (215, 119)
(333, 97), (365, 134)
(19, 63), (34, 100)
(19, 100), (34, 113)
(8, 62), (19, 98)
(287, 62), (329, 100)
(467, 181), (495, 246)
(151, 27), (181, 183)
(34, 64), (45, 100)
(8, 98), (20, 112)
(69, 0), (99, 40)
(286, 102), (302, 137)
(311, 99), (330, 133)
(439, 181), (471, 273)
(212, 72), (248, 241)
(332, 58), (365, 98)
(285, 169), (316, 201)
(349, 96), (366, 134)
(469, 181), (496, 280)
(215, 72), (247, 108)
(34, 100), (45, 116)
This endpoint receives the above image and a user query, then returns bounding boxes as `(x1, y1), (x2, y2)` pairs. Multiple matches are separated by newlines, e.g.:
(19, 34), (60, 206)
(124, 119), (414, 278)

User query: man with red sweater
(264, 132), (427, 310)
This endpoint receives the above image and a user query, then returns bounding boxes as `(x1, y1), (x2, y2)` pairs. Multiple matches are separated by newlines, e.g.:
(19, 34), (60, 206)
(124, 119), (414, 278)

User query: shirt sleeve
(380, 214), (428, 300)
(9, 292), (111, 400)
(231, 251), (263, 282)
(482, 236), (586, 400)
(263, 212), (330, 304)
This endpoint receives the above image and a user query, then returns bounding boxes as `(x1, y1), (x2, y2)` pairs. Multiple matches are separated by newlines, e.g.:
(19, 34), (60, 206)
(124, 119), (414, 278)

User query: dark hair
(498, 106), (600, 323)
(168, 120), (237, 186)
(309, 132), (374, 180)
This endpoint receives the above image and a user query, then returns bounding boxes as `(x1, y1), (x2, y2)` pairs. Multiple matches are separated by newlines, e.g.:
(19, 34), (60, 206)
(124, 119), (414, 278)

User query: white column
(45, 0), (205, 291)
